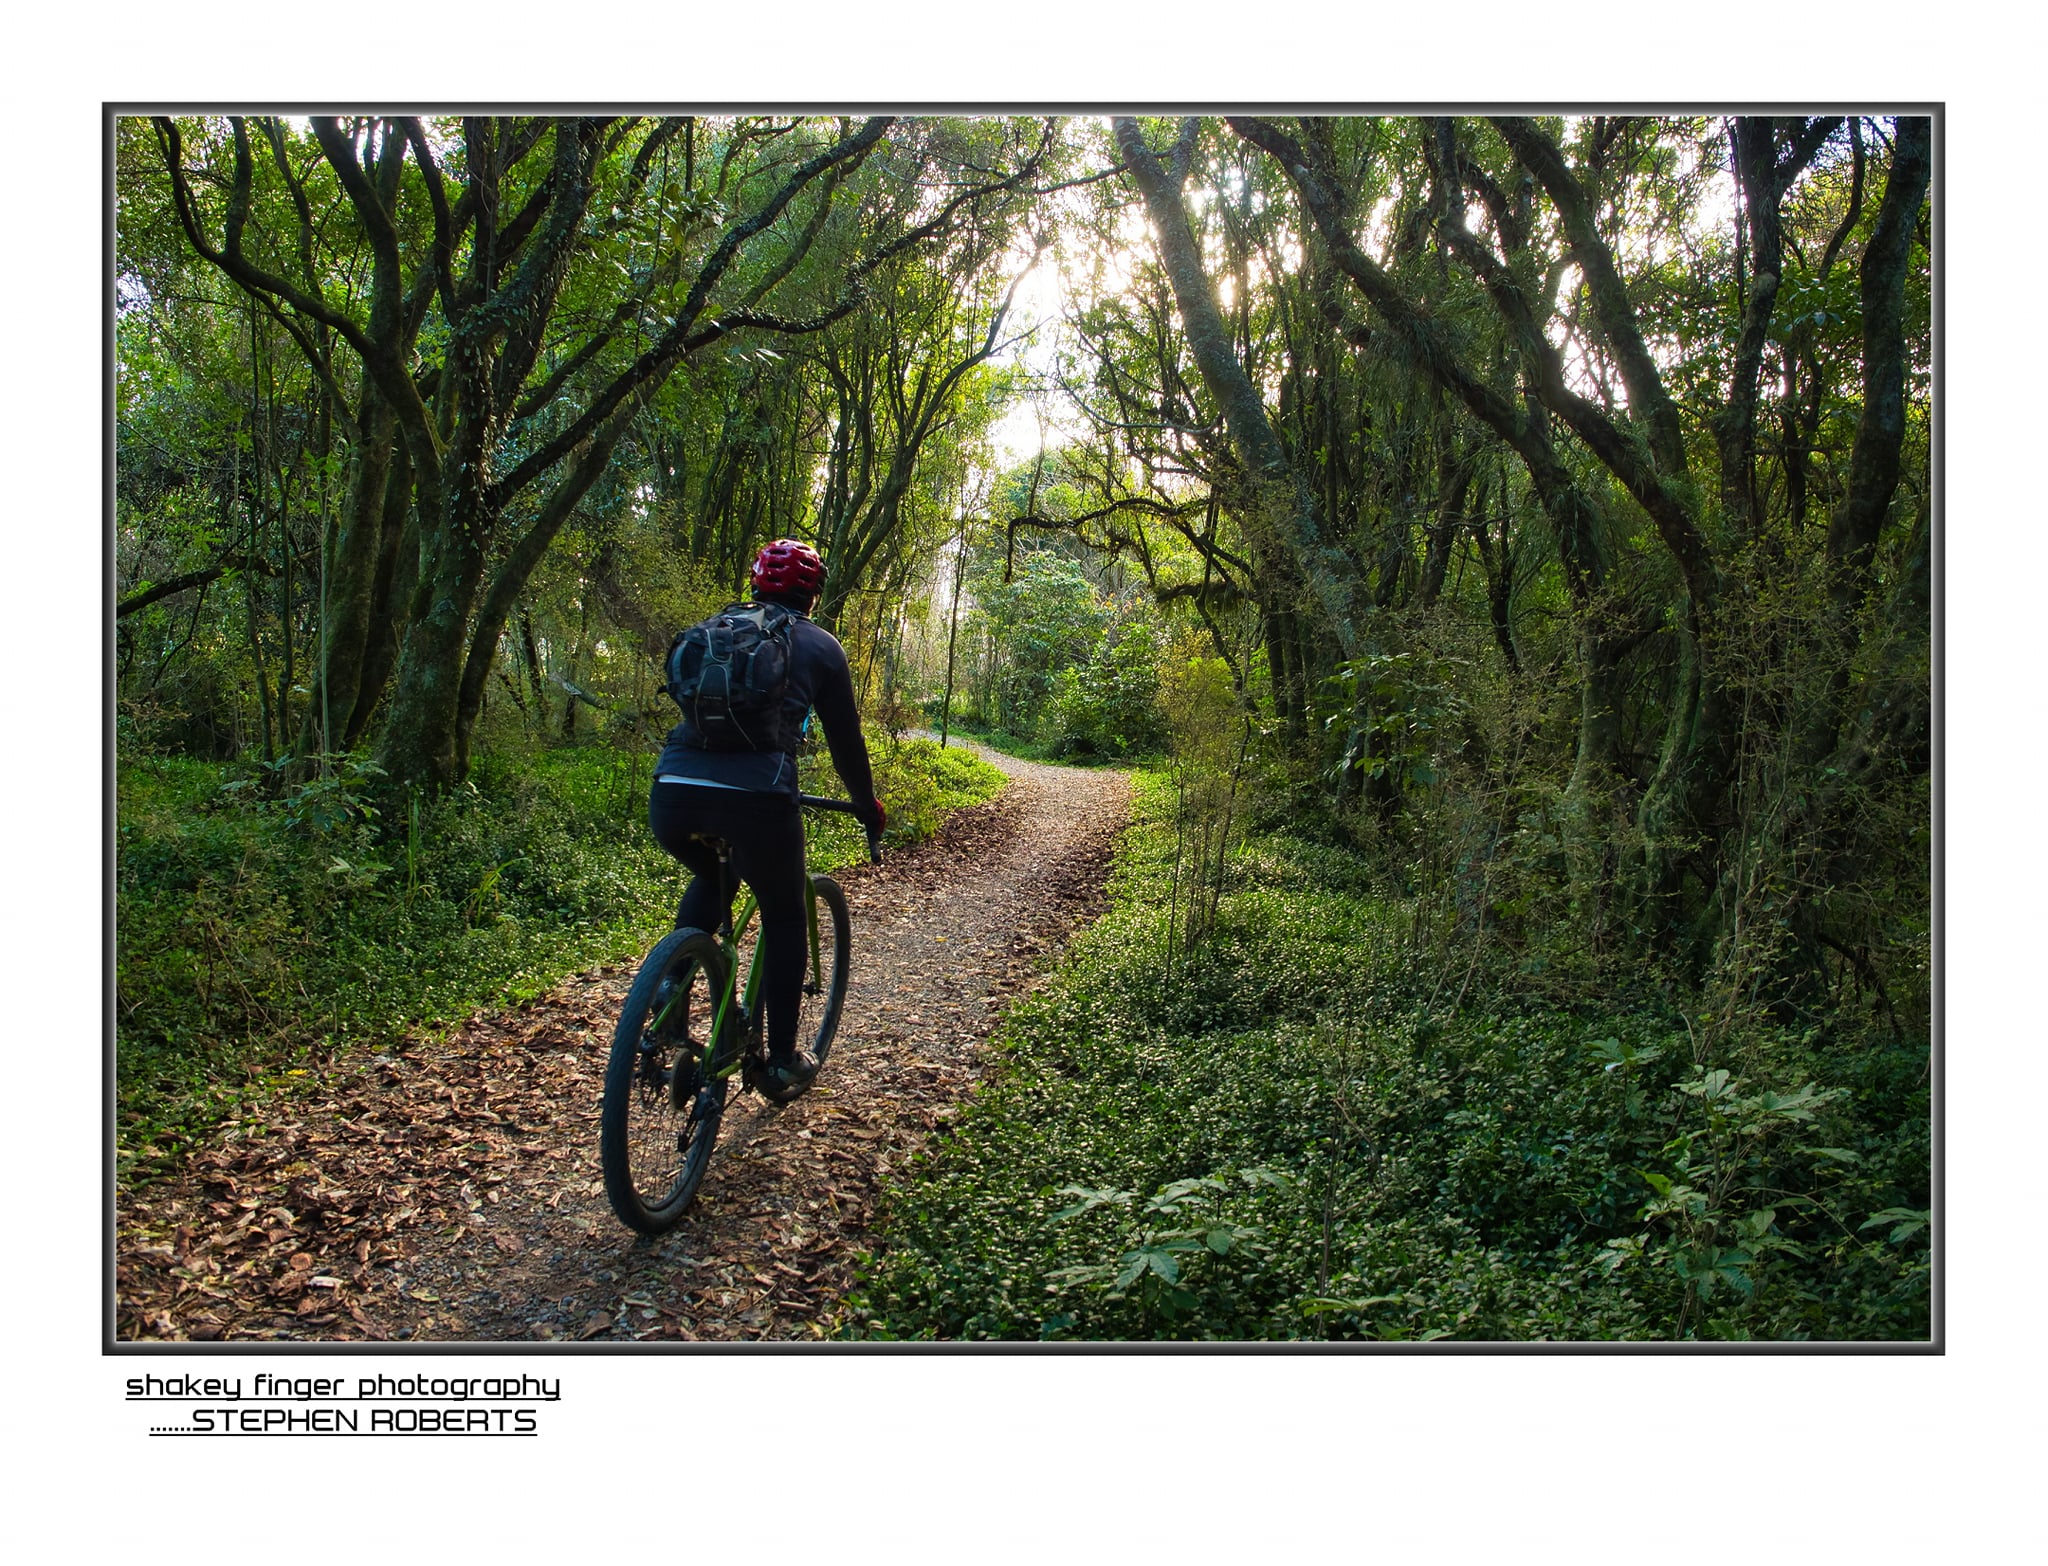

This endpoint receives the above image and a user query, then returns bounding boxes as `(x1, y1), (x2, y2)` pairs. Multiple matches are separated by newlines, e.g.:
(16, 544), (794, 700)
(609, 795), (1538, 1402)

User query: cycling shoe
(753, 1050), (819, 1103)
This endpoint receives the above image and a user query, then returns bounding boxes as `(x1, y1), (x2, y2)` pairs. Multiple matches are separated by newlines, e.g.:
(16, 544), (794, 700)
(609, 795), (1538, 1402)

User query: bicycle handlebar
(799, 793), (884, 864)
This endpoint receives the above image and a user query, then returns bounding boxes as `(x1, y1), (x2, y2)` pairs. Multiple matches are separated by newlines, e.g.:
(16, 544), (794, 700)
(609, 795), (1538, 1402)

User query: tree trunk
(1715, 117), (1842, 541)
(376, 525), (485, 788)
(1825, 116), (1932, 620)
(520, 610), (551, 730)
(1417, 441), (1472, 608)
(1571, 628), (1629, 802)
(345, 441), (418, 750)
(300, 394), (401, 756)
(1794, 118), (1932, 789)
(940, 517), (967, 746)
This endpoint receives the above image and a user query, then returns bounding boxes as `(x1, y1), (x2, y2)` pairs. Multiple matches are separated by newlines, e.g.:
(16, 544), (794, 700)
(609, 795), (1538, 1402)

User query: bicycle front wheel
(799, 874), (852, 1066)
(600, 928), (731, 1235)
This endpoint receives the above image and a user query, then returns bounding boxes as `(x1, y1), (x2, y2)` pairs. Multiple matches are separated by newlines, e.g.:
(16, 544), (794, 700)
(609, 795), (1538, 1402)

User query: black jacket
(654, 608), (877, 814)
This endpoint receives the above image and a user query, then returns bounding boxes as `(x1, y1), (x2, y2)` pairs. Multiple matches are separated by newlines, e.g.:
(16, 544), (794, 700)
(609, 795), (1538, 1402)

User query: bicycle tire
(727, 873), (850, 1069)
(800, 873), (852, 1066)
(600, 928), (732, 1235)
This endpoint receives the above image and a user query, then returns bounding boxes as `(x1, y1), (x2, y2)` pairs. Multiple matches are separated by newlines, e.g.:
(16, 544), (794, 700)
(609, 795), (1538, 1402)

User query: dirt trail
(116, 745), (1128, 1342)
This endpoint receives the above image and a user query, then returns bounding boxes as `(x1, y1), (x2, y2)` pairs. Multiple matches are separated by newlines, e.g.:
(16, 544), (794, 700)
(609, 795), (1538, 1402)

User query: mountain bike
(600, 794), (879, 1236)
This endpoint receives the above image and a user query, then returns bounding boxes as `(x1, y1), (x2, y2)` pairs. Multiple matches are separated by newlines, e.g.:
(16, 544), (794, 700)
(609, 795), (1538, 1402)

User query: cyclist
(648, 539), (886, 1098)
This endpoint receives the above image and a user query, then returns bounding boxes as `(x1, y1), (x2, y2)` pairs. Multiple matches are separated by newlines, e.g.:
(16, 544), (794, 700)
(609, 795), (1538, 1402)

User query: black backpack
(664, 600), (799, 752)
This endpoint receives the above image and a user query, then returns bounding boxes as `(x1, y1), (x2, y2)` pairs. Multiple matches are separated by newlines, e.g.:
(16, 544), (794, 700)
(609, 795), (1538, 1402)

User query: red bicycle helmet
(751, 538), (826, 604)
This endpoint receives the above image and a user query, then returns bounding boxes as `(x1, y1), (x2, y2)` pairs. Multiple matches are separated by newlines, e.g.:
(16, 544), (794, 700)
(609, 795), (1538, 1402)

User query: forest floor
(115, 744), (1129, 1342)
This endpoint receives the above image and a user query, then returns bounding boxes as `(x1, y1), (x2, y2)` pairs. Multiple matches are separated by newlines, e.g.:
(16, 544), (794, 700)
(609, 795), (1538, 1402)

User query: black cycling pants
(647, 782), (809, 1060)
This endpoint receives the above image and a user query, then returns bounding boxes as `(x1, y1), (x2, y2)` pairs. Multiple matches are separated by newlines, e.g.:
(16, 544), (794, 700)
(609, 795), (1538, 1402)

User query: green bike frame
(701, 875), (828, 1080)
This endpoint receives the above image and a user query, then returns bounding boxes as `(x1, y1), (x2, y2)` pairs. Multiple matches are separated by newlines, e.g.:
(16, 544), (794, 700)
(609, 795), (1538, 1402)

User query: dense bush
(1045, 620), (1167, 759)
(978, 553), (1108, 734)
(116, 731), (1004, 1179)
(845, 773), (1930, 1341)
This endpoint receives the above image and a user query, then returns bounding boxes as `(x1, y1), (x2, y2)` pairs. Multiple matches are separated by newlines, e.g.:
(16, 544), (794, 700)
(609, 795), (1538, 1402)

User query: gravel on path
(115, 744), (1129, 1343)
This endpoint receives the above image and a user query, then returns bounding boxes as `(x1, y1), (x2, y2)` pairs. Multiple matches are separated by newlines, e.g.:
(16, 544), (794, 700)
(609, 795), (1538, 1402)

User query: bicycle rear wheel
(800, 874), (851, 1066)
(728, 873), (850, 1067)
(600, 928), (732, 1235)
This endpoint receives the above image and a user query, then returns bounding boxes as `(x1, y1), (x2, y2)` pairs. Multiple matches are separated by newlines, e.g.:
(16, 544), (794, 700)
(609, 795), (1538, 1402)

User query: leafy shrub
(977, 553), (1109, 733)
(1046, 620), (1167, 759)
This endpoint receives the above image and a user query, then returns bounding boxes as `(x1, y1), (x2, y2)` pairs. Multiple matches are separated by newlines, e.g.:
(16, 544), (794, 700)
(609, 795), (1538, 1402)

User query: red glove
(869, 799), (887, 835)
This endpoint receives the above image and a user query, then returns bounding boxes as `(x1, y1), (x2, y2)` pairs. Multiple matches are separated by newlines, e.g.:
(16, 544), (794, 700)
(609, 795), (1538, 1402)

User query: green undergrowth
(115, 731), (1004, 1183)
(844, 772), (1930, 1342)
